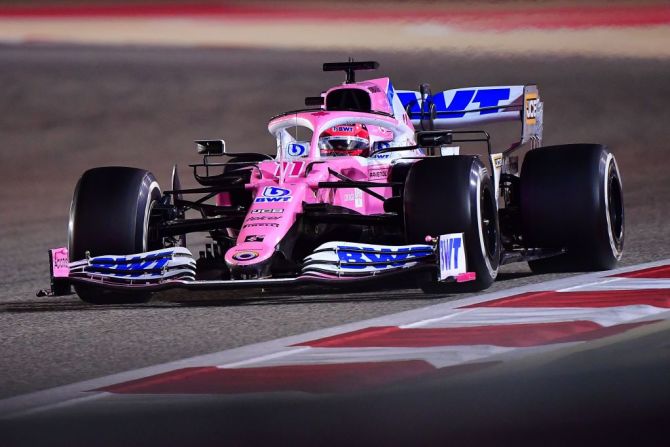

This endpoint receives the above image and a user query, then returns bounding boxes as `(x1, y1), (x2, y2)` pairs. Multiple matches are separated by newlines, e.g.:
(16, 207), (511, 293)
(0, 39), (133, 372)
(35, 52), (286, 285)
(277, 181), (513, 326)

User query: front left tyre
(404, 156), (501, 292)
(68, 166), (161, 304)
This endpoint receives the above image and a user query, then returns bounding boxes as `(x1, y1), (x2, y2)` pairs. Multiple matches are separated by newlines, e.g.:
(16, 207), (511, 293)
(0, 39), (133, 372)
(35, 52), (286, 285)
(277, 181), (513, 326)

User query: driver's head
(318, 124), (370, 157)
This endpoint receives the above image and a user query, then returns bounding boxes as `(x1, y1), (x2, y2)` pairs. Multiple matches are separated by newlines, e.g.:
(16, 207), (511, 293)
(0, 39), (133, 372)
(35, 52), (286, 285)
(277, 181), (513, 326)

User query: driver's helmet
(318, 124), (370, 157)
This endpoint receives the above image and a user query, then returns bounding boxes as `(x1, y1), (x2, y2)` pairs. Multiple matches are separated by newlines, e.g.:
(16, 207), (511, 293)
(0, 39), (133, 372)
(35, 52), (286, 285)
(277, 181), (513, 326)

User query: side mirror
(305, 96), (324, 106)
(195, 139), (226, 155)
(416, 131), (452, 147)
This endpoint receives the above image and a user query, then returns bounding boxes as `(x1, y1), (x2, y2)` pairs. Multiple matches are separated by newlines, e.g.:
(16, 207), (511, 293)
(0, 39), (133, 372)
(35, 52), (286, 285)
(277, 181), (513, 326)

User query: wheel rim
(607, 160), (624, 249)
(480, 185), (498, 261)
(144, 182), (162, 251)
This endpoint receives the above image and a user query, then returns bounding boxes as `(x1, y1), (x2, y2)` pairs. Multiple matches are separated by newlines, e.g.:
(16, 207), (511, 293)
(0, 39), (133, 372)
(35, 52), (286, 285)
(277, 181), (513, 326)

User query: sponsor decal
(525, 92), (540, 125)
(243, 223), (280, 228)
(387, 80), (395, 110)
(251, 208), (283, 214)
(52, 249), (69, 270)
(232, 250), (259, 261)
(273, 161), (304, 178)
(370, 152), (391, 159)
(369, 168), (388, 179)
(287, 143), (308, 157)
(373, 142), (391, 152)
(246, 216), (282, 221)
(89, 256), (170, 277)
(343, 190), (364, 208)
(492, 154), (503, 168)
(262, 186), (290, 197)
(438, 233), (467, 280)
(355, 189), (363, 208)
(244, 235), (265, 243)
(399, 87), (512, 119)
(337, 246), (430, 270)
(254, 186), (292, 203)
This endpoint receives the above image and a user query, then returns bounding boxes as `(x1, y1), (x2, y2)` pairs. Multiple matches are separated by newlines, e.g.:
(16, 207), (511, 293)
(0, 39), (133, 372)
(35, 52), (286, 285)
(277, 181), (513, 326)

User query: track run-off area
(3, 259), (670, 445)
(1, 2), (670, 445)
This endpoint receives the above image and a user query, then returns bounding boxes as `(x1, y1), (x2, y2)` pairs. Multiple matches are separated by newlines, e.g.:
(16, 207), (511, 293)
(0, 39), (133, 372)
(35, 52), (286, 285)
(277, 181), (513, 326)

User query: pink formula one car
(44, 61), (624, 304)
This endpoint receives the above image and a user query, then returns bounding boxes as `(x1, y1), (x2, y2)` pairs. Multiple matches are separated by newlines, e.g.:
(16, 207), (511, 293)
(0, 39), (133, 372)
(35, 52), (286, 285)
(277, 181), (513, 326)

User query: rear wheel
(404, 156), (500, 292)
(68, 167), (162, 304)
(520, 144), (624, 273)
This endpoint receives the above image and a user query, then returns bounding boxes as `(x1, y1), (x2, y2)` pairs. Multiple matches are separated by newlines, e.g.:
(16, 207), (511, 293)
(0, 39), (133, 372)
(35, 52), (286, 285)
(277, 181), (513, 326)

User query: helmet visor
(319, 136), (369, 152)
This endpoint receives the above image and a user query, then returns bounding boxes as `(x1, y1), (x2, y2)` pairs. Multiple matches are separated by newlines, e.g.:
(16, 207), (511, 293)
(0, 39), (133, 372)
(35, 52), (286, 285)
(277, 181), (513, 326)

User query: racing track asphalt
(1, 44), (669, 401)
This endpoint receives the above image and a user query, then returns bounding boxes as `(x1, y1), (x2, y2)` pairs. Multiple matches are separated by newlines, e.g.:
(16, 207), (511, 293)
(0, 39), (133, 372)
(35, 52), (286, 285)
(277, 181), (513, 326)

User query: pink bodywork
(50, 247), (70, 278)
(223, 77), (423, 270)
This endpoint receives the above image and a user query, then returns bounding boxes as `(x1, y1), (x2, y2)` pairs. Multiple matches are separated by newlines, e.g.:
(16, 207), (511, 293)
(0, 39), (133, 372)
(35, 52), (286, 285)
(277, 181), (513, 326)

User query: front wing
(42, 234), (475, 296)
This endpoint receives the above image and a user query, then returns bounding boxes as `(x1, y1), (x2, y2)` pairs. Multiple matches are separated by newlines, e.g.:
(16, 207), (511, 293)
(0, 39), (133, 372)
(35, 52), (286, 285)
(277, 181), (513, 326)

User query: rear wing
(397, 85), (543, 148)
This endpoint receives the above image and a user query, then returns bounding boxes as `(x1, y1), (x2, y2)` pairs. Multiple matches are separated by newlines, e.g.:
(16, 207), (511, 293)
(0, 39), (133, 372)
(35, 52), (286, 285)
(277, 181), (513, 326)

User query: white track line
(217, 347), (311, 369)
(557, 277), (623, 292)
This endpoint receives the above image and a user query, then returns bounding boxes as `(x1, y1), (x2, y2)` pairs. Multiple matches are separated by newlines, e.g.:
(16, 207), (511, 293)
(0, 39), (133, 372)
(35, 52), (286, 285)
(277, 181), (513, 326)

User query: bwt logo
(90, 257), (168, 277)
(287, 143), (308, 157)
(254, 186), (293, 203)
(399, 88), (511, 119)
(440, 237), (462, 270)
(337, 246), (429, 269)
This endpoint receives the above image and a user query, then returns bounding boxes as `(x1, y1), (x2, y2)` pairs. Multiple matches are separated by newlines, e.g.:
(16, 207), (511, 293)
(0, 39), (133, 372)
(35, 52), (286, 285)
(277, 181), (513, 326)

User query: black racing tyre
(404, 156), (500, 292)
(68, 167), (162, 304)
(520, 144), (624, 273)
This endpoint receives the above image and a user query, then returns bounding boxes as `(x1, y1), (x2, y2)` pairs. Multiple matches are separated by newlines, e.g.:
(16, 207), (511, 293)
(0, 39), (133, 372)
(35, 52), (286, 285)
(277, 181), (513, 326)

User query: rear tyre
(68, 167), (162, 304)
(520, 144), (624, 273)
(404, 156), (500, 292)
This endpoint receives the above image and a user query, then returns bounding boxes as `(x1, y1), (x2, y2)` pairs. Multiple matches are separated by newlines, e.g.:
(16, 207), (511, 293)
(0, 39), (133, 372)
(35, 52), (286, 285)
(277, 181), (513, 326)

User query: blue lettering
(387, 81), (395, 111)
(365, 248), (409, 266)
(397, 91), (420, 116)
(435, 90), (475, 118)
(472, 88), (510, 115)
(336, 246), (431, 270)
(337, 246), (366, 269)
(89, 256), (169, 277)
(441, 241), (451, 270)
(451, 238), (462, 268)
(440, 237), (462, 271)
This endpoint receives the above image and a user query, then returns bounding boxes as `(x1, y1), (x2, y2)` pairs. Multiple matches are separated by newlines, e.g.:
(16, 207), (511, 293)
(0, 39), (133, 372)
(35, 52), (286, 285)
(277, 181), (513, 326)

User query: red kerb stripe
(296, 320), (657, 348)
(97, 360), (436, 394)
(97, 360), (504, 395)
(612, 264), (670, 279)
(460, 289), (670, 309)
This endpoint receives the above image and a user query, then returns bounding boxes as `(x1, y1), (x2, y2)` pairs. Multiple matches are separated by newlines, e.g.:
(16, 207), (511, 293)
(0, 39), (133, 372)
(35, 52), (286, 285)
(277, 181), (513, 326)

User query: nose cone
(226, 182), (306, 279)
(225, 243), (275, 279)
